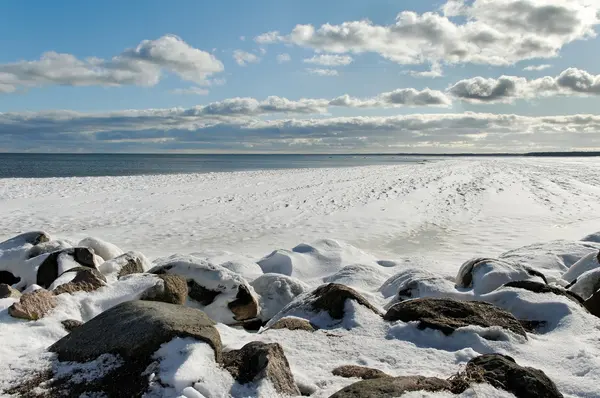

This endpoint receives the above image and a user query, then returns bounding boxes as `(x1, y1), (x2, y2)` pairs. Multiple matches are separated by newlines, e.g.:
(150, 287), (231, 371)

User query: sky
(1, 0), (600, 153)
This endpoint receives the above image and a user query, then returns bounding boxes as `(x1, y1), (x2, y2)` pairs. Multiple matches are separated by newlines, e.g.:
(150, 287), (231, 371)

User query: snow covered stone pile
(2, 232), (600, 397)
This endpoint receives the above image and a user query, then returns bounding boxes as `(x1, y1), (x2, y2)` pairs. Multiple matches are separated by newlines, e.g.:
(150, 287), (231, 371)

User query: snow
(2, 158), (600, 397)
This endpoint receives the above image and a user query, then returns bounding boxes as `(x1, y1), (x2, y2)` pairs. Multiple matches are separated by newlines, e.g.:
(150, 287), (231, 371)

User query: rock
(0, 283), (21, 299)
(52, 267), (107, 295)
(222, 341), (300, 396)
(96, 251), (149, 281)
(568, 268), (600, 300)
(384, 298), (527, 338)
(8, 289), (57, 320)
(36, 247), (101, 289)
(61, 319), (83, 332)
(581, 231), (600, 243)
(311, 283), (381, 319)
(149, 255), (259, 323)
(49, 300), (222, 363)
(503, 280), (585, 306)
(78, 237), (123, 261)
(324, 264), (389, 292)
(26, 240), (73, 259)
(332, 365), (390, 380)
(0, 231), (51, 249)
(141, 274), (188, 305)
(251, 273), (309, 321)
(584, 290), (600, 318)
(563, 250), (600, 284)
(0, 270), (21, 286)
(519, 319), (547, 333)
(456, 257), (547, 294)
(466, 354), (563, 398)
(269, 317), (316, 332)
(328, 375), (452, 398)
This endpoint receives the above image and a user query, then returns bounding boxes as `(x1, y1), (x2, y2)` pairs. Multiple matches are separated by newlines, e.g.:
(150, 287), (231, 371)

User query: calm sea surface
(0, 153), (435, 178)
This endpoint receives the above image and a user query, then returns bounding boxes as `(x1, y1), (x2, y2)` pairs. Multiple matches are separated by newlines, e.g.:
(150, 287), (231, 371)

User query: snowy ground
(1, 157), (600, 397)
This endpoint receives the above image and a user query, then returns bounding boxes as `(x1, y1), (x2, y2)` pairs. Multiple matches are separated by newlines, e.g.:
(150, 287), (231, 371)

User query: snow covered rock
(329, 375), (453, 398)
(0, 231), (51, 249)
(141, 274), (188, 305)
(8, 289), (57, 320)
(49, 300), (222, 362)
(52, 266), (107, 295)
(380, 268), (458, 309)
(0, 283), (20, 299)
(383, 298), (527, 338)
(251, 273), (309, 321)
(98, 251), (150, 282)
(568, 268), (600, 300)
(26, 239), (73, 259)
(268, 317), (316, 332)
(466, 354), (564, 398)
(502, 280), (584, 306)
(78, 237), (124, 261)
(150, 255), (259, 324)
(562, 250), (600, 283)
(0, 231), (54, 289)
(332, 365), (390, 380)
(324, 263), (389, 292)
(222, 341), (300, 396)
(456, 257), (547, 295)
(581, 231), (600, 243)
(36, 247), (103, 289)
(584, 290), (600, 318)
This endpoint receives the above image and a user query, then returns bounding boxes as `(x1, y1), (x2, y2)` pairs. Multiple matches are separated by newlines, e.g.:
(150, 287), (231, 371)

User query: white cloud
(233, 50), (260, 66)
(303, 54), (353, 66)
(0, 35), (224, 93)
(240, 36), (246, 41)
(523, 64), (552, 71)
(171, 87), (210, 95)
(404, 62), (443, 78)
(306, 68), (339, 76)
(330, 88), (451, 108)
(255, 0), (600, 66)
(448, 67), (600, 103)
(276, 53), (291, 63)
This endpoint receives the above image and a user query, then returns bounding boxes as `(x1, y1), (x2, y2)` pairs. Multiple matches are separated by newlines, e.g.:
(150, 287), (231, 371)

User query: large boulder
(466, 354), (563, 398)
(1, 231), (53, 289)
(384, 298), (527, 338)
(51, 267), (107, 295)
(456, 257), (547, 294)
(311, 283), (380, 319)
(149, 255), (259, 324)
(222, 341), (300, 396)
(502, 280), (585, 306)
(562, 250), (600, 284)
(36, 247), (103, 289)
(97, 251), (150, 282)
(332, 365), (390, 380)
(0, 283), (21, 299)
(8, 289), (57, 320)
(568, 268), (600, 300)
(251, 273), (309, 321)
(78, 237), (124, 261)
(141, 274), (188, 305)
(0, 231), (51, 249)
(49, 300), (222, 362)
(328, 375), (452, 398)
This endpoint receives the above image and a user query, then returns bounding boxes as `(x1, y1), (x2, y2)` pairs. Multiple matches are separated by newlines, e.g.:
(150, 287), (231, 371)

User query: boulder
(26, 240), (73, 259)
(332, 365), (390, 380)
(52, 267), (107, 295)
(584, 290), (600, 318)
(78, 237), (123, 261)
(569, 268), (600, 300)
(141, 274), (188, 305)
(222, 341), (300, 396)
(0, 283), (21, 299)
(251, 273), (309, 321)
(61, 319), (83, 332)
(563, 250), (600, 285)
(96, 251), (150, 281)
(384, 298), (527, 338)
(466, 354), (563, 398)
(324, 264), (389, 292)
(456, 257), (547, 294)
(8, 289), (57, 320)
(503, 280), (584, 306)
(0, 231), (51, 249)
(36, 247), (102, 289)
(311, 283), (380, 319)
(149, 255), (259, 323)
(328, 375), (452, 398)
(269, 317), (316, 332)
(49, 300), (222, 363)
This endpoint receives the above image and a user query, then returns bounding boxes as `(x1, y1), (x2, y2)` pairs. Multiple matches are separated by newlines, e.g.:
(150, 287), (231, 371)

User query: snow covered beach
(2, 157), (600, 397)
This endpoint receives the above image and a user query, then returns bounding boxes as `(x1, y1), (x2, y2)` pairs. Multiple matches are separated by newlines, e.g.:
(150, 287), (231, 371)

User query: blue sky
(1, 0), (600, 153)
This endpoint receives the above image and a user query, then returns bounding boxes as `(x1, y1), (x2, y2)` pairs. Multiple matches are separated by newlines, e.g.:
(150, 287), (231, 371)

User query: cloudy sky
(2, 0), (600, 153)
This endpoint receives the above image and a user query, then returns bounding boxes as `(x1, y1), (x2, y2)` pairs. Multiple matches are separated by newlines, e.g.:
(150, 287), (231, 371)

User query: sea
(0, 153), (434, 178)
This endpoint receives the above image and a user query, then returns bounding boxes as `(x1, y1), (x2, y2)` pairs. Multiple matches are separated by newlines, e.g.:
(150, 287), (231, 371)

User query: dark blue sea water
(0, 153), (433, 178)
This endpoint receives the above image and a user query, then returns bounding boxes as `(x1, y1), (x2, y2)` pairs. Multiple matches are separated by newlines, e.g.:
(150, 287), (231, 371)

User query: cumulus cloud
(255, 0), (599, 66)
(306, 68), (338, 76)
(404, 62), (443, 78)
(276, 53), (291, 63)
(3, 110), (600, 152)
(0, 35), (224, 93)
(303, 54), (353, 66)
(448, 67), (600, 103)
(233, 50), (260, 66)
(524, 64), (552, 71)
(331, 88), (452, 108)
(171, 87), (210, 95)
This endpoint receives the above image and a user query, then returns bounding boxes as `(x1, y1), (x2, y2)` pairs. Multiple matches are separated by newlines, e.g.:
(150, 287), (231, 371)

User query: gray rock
(0, 283), (21, 299)
(36, 247), (98, 289)
(328, 375), (452, 398)
(141, 274), (188, 305)
(503, 280), (584, 305)
(228, 284), (259, 321)
(269, 317), (316, 332)
(116, 252), (148, 278)
(383, 298), (527, 338)
(311, 283), (380, 319)
(187, 279), (220, 305)
(9, 289), (57, 320)
(466, 354), (563, 398)
(61, 319), (83, 332)
(332, 365), (390, 380)
(26, 239), (73, 259)
(223, 341), (300, 396)
(49, 300), (222, 363)
(52, 267), (107, 295)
